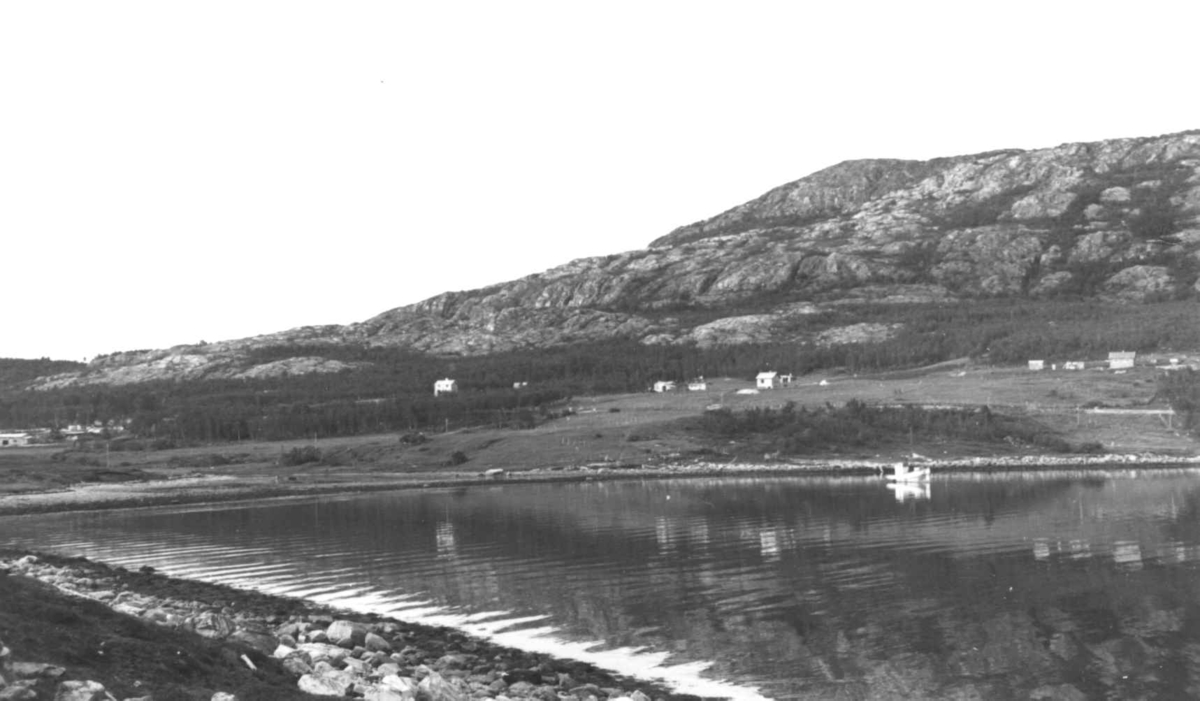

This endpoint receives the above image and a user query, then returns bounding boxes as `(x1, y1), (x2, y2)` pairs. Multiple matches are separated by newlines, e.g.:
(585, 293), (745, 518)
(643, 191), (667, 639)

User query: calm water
(5, 472), (1200, 699)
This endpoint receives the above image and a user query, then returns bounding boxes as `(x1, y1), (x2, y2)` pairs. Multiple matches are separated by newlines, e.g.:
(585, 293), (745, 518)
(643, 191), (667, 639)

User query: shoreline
(3, 453), (1198, 699)
(1, 451), (1197, 518)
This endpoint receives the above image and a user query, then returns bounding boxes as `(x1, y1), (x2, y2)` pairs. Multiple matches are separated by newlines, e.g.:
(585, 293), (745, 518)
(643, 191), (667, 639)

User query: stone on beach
(10, 662), (65, 680)
(364, 688), (411, 701)
(230, 628), (277, 654)
(298, 669), (356, 696)
(52, 680), (108, 701)
(190, 611), (236, 639)
(327, 619), (369, 648)
(365, 631), (393, 652)
(418, 671), (469, 701)
(0, 682), (39, 700)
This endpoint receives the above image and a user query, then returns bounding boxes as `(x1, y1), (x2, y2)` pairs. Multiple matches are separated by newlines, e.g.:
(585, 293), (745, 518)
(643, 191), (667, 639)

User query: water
(5, 471), (1200, 699)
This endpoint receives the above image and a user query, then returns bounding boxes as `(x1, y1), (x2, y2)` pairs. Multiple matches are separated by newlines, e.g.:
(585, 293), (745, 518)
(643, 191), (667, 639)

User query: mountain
(31, 129), (1200, 388)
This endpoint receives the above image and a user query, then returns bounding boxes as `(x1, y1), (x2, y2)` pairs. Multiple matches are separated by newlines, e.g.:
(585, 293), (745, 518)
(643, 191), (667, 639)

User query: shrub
(280, 445), (322, 466)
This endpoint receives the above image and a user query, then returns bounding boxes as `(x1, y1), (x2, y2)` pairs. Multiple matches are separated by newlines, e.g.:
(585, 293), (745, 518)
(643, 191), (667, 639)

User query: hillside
(18, 129), (1200, 389)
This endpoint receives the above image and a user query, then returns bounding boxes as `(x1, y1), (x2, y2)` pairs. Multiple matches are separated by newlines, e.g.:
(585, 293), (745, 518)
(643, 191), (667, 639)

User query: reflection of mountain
(7, 473), (1200, 699)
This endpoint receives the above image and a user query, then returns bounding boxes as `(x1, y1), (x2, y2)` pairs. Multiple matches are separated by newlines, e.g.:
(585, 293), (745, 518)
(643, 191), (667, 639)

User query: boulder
(417, 671), (468, 701)
(380, 674), (418, 697)
(52, 680), (107, 701)
(0, 681), (39, 700)
(230, 629), (277, 654)
(191, 612), (236, 639)
(10, 662), (65, 680)
(364, 689), (410, 701)
(282, 656), (314, 676)
(326, 620), (368, 648)
(364, 632), (392, 653)
(298, 670), (355, 697)
(298, 642), (351, 666)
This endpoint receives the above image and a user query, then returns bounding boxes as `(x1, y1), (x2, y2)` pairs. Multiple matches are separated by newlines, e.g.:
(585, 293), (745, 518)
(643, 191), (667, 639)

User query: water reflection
(5, 470), (1200, 699)
(887, 480), (930, 502)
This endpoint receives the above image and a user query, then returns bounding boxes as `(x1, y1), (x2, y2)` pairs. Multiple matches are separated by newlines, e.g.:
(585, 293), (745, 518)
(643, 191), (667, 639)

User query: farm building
(687, 378), (708, 391)
(0, 432), (31, 447)
(1108, 352), (1136, 370)
(1063, 361), (1086, 370)
(433, 378), (458, 396)
(1028, 360), (1044, 371)
(653, 380), (677, 393)
(756, 372), (794, 389)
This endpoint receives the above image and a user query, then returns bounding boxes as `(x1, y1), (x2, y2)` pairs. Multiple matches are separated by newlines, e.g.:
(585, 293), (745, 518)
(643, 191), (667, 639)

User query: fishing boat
(887, 455), (931, 482)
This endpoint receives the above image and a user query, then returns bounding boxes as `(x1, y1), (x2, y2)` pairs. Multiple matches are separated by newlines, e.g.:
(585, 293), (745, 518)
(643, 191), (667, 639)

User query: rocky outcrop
(28, 129), (1200, 387)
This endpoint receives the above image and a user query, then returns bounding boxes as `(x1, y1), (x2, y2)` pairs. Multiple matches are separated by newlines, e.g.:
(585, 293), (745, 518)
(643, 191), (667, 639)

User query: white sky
(3, 1), (1198, 361)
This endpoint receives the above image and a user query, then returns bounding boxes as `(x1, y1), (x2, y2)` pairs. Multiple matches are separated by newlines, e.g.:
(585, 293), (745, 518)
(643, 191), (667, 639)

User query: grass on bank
(0, 565), (318, 700)
(680, 400), (1096, 459)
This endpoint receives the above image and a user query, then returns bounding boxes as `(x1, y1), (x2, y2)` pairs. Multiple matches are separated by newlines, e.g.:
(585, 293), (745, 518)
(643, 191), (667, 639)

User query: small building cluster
(1026, 352), (1195, 372)
(433, 378), (458, 396)
(1028, 352), (1141, 372)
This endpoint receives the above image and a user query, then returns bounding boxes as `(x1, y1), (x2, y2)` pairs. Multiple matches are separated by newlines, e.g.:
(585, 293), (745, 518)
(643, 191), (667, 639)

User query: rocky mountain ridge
(32, 129), (1200, 387)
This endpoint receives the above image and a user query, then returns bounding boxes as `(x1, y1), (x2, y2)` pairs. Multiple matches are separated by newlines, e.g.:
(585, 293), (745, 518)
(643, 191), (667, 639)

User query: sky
(3, 1), (1198, 361)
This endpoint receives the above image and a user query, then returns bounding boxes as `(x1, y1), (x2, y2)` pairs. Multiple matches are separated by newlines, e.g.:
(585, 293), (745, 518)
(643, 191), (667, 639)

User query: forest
(1, 299), (1198, 445)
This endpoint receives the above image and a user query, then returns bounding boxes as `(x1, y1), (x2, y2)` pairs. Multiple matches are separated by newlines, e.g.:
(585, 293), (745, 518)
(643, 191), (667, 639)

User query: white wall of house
(0, 433), (31, 447)
(1108, 352), (1136, 370)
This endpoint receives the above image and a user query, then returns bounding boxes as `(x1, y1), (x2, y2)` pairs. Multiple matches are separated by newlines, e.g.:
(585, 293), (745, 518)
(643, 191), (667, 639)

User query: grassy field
(0, 361), (1193, 497)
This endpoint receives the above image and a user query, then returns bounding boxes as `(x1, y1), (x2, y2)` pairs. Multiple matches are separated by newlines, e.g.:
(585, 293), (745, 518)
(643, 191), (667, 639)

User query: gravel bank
(0, 551), (709, 701)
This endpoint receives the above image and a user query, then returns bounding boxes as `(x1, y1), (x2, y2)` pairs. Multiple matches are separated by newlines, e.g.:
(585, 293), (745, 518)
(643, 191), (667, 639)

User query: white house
(653, 380), (677, 393)
(687, 378), (707, 391)
(1063, 361), (1086, 370)
(434, 378), (458, 396)
(1028, 360), (1045, 371)
(0, 432), (31, 448)
(1108, 352), (1136, 370)
(757, 371), (791, 389)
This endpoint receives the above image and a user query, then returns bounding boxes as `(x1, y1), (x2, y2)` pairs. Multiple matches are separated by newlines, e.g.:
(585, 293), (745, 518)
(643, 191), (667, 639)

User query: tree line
(2, 299), (1197, 445)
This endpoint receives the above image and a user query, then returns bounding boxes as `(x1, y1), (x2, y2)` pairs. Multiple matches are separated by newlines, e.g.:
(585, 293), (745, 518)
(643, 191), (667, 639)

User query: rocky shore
(0, 551), (700, 701)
